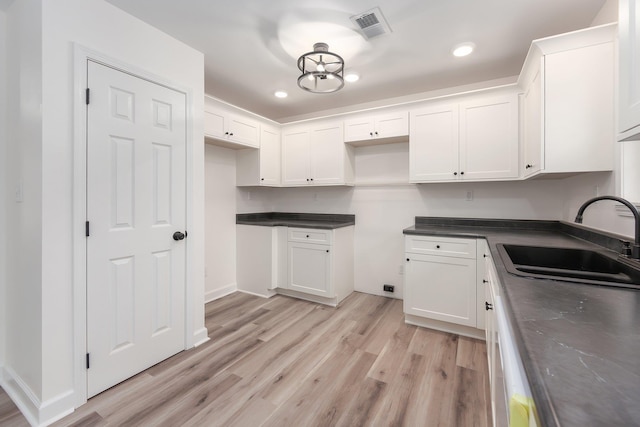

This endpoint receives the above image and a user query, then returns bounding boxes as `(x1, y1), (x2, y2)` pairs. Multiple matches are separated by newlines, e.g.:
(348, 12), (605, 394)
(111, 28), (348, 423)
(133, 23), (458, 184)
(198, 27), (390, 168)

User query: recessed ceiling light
(345, 73), (360, 83)
(452, 43), (475, 57)
(274, 91), (288, 98)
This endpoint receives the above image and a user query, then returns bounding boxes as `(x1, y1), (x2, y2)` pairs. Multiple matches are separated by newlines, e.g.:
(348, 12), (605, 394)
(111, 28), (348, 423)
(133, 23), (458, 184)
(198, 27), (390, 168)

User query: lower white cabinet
(236, 224), (354, 306)
(286, 227), (354, 304)
(288, 241), (331, 297)
(404, 235), (478, 328)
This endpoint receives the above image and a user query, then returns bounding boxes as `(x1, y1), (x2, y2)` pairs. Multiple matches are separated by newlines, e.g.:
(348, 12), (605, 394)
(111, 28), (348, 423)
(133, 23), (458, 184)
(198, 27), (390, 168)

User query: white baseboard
(0, 365), (75, 426)
(405, 314), (485, 340)
(192, 327), (210, 348)
(204, 283), (237, 303)
(236, 289), (276, 299)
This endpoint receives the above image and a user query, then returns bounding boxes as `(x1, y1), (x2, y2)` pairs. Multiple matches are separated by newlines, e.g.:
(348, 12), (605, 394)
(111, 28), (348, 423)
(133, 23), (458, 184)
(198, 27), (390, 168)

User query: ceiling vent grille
(350, 7), (392, 40)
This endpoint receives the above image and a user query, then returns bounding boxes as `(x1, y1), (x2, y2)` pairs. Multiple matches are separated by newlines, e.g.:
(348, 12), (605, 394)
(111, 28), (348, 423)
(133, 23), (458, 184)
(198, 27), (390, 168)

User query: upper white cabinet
(281, 120), (354, 186)
(519, 24), (615, 178)
(619, 0), (640, 140)
(236, 125), (281, 186)
(409, 91), (519, 182)
(204, 98), (260, 149)
(344, 111), (409, 145)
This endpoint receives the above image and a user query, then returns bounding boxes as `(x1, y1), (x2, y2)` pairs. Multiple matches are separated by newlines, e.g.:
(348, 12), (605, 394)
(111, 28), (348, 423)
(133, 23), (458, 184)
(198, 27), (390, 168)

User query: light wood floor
(1, 292), (491, 426)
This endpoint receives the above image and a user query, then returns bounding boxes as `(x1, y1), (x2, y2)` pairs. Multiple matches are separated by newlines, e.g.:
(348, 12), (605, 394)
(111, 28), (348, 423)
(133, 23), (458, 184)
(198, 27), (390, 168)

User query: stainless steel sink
(497, 244), (640, 289)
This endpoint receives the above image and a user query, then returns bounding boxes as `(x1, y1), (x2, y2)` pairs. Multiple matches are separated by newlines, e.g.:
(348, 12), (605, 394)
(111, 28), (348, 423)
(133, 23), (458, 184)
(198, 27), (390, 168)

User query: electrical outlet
(383, 284), (394, 293)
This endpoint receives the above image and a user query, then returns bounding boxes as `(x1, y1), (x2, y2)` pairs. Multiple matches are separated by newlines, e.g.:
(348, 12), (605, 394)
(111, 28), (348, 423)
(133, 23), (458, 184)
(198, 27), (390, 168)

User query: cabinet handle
(482, 279), (489, 283)
(460, 171), (464, 175)
(326, 249), (329, 253)
(306, 178), (310, 182)
(310, 178), (314, 181)
(229, 132), (234, 136)
(436, 245), (440, 249)
(483, 254), (487, 258)
(306, 235), (310, 238)
(369, 132), (373, 136)
(224, 131), (229, 135)
(453, 172), (458, 176)
(374, 131), (378, 136)
(485, 302), (493, 311)
(406, 258), (410, 262)
(525, 164), (532, 169)
(260, 178), (264, 181)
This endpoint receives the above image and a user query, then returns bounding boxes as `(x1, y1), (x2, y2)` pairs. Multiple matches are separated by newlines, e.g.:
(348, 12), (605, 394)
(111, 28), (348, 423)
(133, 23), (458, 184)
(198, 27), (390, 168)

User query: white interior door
(86, 60), (186, 397)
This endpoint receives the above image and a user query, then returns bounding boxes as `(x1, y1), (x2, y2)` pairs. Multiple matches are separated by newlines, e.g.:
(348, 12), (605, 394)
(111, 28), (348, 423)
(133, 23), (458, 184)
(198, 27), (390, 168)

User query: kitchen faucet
(574, 195), (640, 260)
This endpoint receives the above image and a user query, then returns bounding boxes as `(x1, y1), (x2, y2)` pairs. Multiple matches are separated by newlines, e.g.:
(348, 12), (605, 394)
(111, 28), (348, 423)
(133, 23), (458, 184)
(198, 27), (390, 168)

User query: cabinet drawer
(405, 235), (476, 259)
(288, 228), (332, 245)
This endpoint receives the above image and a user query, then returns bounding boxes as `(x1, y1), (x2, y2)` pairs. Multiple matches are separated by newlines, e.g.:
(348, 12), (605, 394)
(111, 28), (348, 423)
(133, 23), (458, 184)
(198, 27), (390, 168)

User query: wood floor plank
(4, 292), (490, 427)
(450, 366), (490, 427)
(366, 322), (417, 383)
(456, 335), (488, 372)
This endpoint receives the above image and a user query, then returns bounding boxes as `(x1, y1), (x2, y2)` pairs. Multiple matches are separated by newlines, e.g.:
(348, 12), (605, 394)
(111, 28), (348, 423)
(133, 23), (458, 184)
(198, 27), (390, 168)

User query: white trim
(72, 43), (198, 410)
(404, 314), (485, 340)
(204, 283), (238, 303)
(0, 365), (75, 427)
(615, 203), (640, 217)
(236, 288), (276, 299)
(192, 328), (210, 348)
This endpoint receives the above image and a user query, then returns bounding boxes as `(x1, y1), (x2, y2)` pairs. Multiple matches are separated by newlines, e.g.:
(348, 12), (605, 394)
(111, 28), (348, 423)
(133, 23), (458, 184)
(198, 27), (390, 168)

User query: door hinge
(86, 353), (90, 369)
(85, 221), (90, 237)
(85, 88), (90, 105)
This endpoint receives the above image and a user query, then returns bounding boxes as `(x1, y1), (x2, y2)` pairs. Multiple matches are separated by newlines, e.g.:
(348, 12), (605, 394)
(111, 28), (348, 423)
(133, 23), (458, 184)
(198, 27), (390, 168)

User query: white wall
(236, 142), (569, 298)
(0, 7), (7, 373)
(2, 0), (205, 424)
(204, 144), (238, 301)
(3, 0), (44, 411)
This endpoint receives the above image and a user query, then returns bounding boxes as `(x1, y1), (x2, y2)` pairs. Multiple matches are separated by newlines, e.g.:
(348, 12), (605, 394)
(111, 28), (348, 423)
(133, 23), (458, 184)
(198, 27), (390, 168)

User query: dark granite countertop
(236, 212), (355, 229)
(404, 217), (640, 427)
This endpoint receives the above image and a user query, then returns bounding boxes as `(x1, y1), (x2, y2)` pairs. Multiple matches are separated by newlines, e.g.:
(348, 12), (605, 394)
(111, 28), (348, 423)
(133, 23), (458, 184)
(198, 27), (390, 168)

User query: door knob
(485, 302), (493, 311)
(173, 231), (186, 241)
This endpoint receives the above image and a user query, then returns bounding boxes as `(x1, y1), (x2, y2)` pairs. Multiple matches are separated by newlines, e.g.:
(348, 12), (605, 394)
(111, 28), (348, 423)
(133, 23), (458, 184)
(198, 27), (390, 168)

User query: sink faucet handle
(620, 240), (632, 257)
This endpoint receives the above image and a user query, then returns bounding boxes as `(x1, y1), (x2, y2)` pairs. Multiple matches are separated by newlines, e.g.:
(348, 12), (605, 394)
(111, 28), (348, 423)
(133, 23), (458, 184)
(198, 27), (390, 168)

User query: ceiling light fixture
(452, 42), (475, 57)
(345, 73), (360, 83)
(274, 91), (288, 98)
(297, 42), (344, 94)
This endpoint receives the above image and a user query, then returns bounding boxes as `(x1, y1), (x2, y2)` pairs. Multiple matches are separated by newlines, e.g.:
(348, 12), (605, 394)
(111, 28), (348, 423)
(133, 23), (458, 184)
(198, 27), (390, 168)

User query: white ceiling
(105, 0), (608, 122)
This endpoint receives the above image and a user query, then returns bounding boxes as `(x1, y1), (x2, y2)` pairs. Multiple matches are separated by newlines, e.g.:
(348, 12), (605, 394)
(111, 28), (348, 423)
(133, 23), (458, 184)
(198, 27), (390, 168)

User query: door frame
(72, 44), (197, 407)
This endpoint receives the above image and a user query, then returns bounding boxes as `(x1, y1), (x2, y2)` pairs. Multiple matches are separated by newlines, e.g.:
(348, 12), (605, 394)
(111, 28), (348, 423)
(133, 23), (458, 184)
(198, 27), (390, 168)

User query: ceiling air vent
(350, 7), (392, 40)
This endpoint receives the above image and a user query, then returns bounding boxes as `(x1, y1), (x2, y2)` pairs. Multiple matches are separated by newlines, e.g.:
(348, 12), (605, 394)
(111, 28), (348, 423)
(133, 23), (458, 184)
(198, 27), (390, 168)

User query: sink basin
(497, 244), (640, 289)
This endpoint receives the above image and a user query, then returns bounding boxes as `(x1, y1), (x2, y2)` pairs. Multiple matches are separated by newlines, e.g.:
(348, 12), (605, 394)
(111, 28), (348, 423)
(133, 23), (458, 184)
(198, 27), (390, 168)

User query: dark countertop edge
(236, 212), (355, 229)
(407, 216), (631, 254)
(403, 216), (639, 427)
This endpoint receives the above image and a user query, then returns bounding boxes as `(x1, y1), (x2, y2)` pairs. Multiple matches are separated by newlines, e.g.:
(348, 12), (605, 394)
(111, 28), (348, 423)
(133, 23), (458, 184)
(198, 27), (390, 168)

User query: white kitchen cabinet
(204, 100), (260, 149)
(236, 125), (281, 186)
(409, 91), (519, 182)
(519, 23), (615, 178)
(619, 0), (640, 140)
(286, 227), (354, 305)
(281, 121), (354, 186)
(404, 235), (477, 327)
(344, 111), (409, 145)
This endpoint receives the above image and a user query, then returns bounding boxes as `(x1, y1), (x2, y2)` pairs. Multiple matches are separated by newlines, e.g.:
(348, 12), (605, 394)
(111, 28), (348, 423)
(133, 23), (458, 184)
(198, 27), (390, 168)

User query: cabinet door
(259, 126), (280, 186)
(344, 117), (374, 142)
(404, 253), (476, 327)
(204, 109), (227, 139)
(281, 129), (310, 186)
(522, 64), (543, 177)
(288, 242), (332, 297)
(375, 113), (409, 138)
(545, 42), (614, 173)
(228, 115), (259, 148)
(310, 122), (346, 185)
(409, 105), (459, 182)
(619, 0), (640, 135)
(460, 94), (519, 180)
